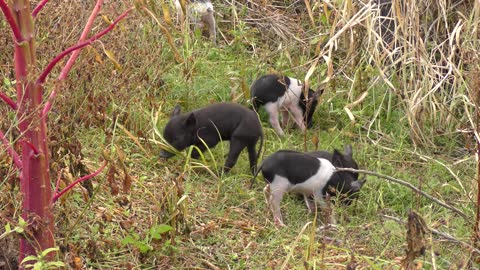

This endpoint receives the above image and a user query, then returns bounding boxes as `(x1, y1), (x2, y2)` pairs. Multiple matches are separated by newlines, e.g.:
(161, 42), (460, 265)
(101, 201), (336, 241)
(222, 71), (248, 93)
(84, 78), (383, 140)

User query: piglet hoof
(274, 217), (286, 227)
(222, 166), (232, 174)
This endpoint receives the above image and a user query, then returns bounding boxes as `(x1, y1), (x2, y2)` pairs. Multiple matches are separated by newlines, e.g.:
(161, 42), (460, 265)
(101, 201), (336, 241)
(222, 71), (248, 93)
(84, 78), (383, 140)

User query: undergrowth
(1, 0), (478, 269)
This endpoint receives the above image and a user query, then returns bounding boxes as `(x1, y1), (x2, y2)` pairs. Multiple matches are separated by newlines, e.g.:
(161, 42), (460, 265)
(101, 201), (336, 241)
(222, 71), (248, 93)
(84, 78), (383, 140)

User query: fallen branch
(335, 167), (469, 221)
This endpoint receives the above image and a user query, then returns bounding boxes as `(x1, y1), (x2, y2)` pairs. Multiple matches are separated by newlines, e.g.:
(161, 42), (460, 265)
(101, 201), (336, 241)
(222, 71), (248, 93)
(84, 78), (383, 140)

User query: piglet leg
(265, 103), (285, 136)
(202, 11), (216, 44)
(303, 195), (316, 214)
(265, 182), (287, 227)
(287, 103), (306, 132)
(224, 139), (246, 172)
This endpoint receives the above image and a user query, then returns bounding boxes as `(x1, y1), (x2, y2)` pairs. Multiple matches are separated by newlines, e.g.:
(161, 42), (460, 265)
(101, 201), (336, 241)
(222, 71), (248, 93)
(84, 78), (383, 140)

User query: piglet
(175, 0), (216, 44)
(308, 145), (365, 205)
(160, 102), (263, 174)
(251, 150), (336, 227)
(250, 74), (323, 136)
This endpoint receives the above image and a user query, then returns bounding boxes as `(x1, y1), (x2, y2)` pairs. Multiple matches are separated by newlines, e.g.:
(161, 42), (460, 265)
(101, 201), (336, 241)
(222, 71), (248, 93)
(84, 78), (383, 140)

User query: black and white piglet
(160, 102), (263, 173)
(251, 150), (336, 227)
(252, 148), (364, 227)
(308, 145), (365, 205)
(175, 0), (216, 44)
(250, 74), (323, 136)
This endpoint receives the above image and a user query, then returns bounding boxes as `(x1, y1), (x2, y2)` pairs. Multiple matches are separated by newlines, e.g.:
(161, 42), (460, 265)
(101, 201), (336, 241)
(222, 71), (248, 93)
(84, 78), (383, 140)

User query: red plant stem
(0, 91), (17, 110)
(41, 6), (133, 116)
(53, 169), (63, 200)
(42, 0), (104, 116)
(10, 0), (54, 264)
(23, 140), (39, 155)
(0, 129), (22, 169)
(59, 0), (104, 80)
(37, 7), (133, 86)
(31, 0), (49, 17)
(0, 0), (23, 42)
(52, 161), (107, 203)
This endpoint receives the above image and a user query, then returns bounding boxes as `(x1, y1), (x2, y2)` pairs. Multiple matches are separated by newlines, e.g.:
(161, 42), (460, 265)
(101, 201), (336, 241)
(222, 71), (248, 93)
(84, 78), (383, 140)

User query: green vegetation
(1, 0), (478, 269)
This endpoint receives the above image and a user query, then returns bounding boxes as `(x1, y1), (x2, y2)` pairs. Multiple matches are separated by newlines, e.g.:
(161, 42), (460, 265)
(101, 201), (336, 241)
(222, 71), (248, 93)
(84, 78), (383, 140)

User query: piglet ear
(313, 87), (324, 98)
(332, 149), (344, 167)
(344, 144), (353, 157)
(171, 105), (182, 117)
(184, 112), (196, 128)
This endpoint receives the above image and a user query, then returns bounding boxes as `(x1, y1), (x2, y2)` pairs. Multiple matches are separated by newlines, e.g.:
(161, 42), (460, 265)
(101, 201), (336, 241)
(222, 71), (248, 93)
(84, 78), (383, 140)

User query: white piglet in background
(174, 0), (216, 44)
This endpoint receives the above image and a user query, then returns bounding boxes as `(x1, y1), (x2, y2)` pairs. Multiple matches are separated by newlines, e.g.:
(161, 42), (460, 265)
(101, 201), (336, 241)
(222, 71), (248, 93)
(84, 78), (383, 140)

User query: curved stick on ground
(335, 167), (469, 221)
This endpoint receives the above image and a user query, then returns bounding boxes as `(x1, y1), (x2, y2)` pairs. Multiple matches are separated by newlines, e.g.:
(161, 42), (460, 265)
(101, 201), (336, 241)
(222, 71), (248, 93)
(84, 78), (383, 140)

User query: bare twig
(335, 167), (469, 221)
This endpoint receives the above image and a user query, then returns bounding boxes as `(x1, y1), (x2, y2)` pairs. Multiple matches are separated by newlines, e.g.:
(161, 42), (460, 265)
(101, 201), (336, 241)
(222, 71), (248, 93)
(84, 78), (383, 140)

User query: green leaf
(149, 224), (173, 239)
(40, 247), (59, 258)
(137, 242), (152, 253)
(18, 216), (27, 227)
(45, 261), (66, 269)
(20, 255), (39, 265)
(14, 226), (24, 234)
(121, 235), (138, 246)
(4, 223), (11, 233)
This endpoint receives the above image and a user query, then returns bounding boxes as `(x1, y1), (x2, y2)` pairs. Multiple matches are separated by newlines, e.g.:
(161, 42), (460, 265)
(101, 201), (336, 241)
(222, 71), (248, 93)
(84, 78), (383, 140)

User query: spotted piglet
(251, 150), (336, 227)
(174, 0), (216, 44)
(250, 74), (323, 136)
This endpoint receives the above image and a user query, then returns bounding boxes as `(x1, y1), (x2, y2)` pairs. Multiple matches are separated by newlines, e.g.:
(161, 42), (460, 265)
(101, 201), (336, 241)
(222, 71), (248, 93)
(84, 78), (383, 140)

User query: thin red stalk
(59, 0), (104, 79)
(0, 129), (22, 169)
(0, 0), (23, 42)
(42, 0), (105, 117)
(37, 7), (133, 86)
(0, 91), (17, 110)
(53, 169), (63, 200)
(31, 0), (49, 17)
(52, 161), (107, 203)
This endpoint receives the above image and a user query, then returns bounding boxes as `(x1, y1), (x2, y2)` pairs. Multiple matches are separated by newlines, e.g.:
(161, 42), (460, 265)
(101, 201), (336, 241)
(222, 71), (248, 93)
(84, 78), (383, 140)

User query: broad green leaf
(150, 224), (173, 239)
(40, 247), (59, 258)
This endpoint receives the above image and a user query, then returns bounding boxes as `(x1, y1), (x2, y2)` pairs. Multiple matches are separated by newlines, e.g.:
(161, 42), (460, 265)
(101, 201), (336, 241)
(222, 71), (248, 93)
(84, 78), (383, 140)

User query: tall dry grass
(223, 0), (479, 150)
